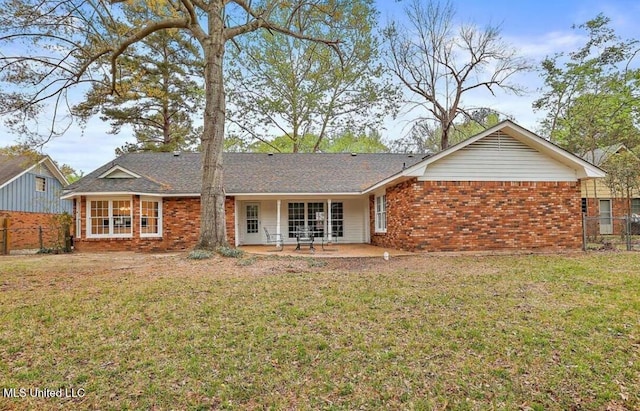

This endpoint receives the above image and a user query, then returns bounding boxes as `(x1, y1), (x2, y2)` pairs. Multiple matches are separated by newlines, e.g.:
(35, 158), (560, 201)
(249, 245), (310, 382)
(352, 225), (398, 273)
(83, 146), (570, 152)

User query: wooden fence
(0, 218), (8, 255)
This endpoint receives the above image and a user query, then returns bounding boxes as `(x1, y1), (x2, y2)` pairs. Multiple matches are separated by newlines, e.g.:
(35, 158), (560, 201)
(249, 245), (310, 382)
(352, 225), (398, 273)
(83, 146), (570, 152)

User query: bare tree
(383, 0), (531, 150)
(226, 0), (399, 154)
(0, 0), (348, 250)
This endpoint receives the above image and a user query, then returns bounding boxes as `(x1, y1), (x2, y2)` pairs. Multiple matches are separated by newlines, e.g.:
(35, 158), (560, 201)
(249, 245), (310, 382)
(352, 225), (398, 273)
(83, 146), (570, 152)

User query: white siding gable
(420, 131), (578, 182)
(99, 166), (140, 179)
(104, 170), (136, 179)
(32, 164), (56, 179)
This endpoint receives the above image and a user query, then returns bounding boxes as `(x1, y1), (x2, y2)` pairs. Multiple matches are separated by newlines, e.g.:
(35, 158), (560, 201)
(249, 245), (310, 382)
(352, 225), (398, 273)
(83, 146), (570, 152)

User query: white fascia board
(64, 191), (364, 200)
(40, 156), (70, 186)
(98, 165), (142, 179)
(228, 192), (362, 198)
(403, 164), (428, 177)
(362, 175), (415, 195)
(575, 165), (606, 179)
(61, 191), (201, 199)
(0, 156), (68, 190)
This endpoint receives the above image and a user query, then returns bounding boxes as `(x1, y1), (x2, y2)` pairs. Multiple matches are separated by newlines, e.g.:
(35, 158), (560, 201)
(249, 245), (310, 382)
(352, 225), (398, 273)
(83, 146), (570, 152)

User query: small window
(35, 177), (46, 192)
(581, 198), (587, 214)
(141, 199), (162, 237)
(245, 204), (259, 234)
(375, 194), (387, 233)
(632, 198), (640, 216)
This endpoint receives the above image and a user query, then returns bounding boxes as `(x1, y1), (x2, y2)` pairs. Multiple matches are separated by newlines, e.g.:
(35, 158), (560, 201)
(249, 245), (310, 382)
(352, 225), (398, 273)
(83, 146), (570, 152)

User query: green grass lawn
(0, 252), (639, 410)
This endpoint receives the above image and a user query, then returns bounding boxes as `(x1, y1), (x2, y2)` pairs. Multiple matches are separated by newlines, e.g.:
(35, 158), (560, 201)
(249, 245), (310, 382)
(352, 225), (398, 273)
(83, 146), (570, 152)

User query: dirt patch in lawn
(0, 249), (594, 282)
(1, 250), (435, 277)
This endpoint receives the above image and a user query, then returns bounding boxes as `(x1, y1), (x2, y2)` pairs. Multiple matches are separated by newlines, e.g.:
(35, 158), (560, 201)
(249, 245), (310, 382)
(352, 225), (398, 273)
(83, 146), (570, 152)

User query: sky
(1, 0), (639, 173)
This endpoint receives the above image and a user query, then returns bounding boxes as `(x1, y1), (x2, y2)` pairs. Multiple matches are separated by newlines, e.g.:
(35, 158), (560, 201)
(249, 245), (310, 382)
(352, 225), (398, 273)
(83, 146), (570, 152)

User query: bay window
(87, 198), (132, 238)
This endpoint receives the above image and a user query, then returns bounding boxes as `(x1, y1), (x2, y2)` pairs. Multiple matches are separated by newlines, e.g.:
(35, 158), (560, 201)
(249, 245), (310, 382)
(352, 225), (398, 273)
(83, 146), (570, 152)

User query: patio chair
(320, 234), (338, 250)
(263, 227), (283, 251)
(295, 226), (315, 252)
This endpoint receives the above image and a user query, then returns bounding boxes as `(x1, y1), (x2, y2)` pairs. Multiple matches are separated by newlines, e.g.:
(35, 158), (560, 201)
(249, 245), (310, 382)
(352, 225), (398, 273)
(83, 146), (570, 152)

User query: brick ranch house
(1, 154), (72, 251)
(62, 121), (605, 253)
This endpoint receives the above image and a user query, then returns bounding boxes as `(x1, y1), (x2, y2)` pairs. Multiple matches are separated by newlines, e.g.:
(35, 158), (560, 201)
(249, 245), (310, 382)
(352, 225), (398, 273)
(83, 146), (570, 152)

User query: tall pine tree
(73, 2), (204, 154)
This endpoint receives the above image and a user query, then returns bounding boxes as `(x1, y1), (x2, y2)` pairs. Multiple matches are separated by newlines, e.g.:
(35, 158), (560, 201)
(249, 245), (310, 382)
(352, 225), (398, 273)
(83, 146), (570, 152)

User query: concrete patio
(238, 243), (414, 258)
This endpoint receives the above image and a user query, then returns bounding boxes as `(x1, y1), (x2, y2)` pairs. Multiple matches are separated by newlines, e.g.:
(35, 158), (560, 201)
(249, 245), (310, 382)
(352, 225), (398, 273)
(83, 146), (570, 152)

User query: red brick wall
(371, 179), (582, 252)
(225, 196), (236, 246)
(584, 197), (632, 218)
(0, 211), (68, 250)
(74, 196), (236, 252)
(583, 197), (635, 235)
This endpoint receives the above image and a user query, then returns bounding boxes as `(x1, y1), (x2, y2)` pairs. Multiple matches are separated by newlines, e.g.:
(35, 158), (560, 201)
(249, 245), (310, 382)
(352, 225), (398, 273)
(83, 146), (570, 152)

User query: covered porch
(233, 196), (371, 247)
(239, 243), (414, 258)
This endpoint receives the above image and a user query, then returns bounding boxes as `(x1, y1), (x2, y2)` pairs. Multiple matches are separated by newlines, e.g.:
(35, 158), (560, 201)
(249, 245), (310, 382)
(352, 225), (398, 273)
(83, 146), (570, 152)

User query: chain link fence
(582, 214), (640, 251)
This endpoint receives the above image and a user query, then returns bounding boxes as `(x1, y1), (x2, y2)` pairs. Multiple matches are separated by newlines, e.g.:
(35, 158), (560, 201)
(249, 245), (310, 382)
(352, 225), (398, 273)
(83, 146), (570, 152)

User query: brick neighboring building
(63, 121), (605, 253)
(0, 154), (72, 252)
(580, 144), (640, 236)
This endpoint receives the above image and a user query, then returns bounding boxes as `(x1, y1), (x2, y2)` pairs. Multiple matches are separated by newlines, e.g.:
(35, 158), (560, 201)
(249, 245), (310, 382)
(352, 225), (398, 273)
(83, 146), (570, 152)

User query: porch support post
(234, 200), (239, 247)
(276, 200), (282, 239)
(327, 199), (332, 241)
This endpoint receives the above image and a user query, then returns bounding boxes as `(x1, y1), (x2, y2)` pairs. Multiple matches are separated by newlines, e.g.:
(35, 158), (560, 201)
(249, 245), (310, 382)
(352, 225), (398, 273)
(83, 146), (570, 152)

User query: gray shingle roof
(65, 152), (427, 195)
(0, 154), (38, 188)
(581, 143), (625, 166)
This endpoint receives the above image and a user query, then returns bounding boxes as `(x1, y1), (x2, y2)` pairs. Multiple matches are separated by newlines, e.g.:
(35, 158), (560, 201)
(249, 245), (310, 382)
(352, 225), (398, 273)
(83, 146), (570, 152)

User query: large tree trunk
(440, 126), (450, 150)
(440, 117), (452, 150)
(197, 10), (227, 250)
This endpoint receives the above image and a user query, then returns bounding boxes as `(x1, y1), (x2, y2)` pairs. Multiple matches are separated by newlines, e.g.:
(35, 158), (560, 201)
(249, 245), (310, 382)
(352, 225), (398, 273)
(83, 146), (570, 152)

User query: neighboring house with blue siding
(0, 154), (72, 250)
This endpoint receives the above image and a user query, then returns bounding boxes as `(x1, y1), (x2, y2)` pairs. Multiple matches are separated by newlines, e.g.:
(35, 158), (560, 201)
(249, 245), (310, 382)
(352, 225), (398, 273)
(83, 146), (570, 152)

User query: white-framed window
(308, 202), (325, 237)
(87, 197), (133, 238)
(35, 176), (46, 192)
(375, 194), (387, 233)
(285, 201), (344, 239)
(75, 199), (81, 239)
(330, 202), (344, 237)
(140, 198), (162, 237)
(288, 202), (305, 238)
(287, 202), (325, 238)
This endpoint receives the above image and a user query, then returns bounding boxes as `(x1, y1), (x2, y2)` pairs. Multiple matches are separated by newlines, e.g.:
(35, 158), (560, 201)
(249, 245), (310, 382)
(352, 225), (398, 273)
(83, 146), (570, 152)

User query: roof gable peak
(98, 165), (141, 179)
